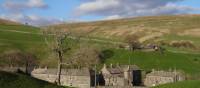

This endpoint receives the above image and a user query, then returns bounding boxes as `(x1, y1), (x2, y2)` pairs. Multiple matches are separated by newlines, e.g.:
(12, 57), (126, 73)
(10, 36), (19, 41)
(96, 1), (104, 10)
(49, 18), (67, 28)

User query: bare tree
(69, 45), (100, 68)
(125, 34), (141, 51)
(2, 50), (37, 74)
(43, 29), (71, 85)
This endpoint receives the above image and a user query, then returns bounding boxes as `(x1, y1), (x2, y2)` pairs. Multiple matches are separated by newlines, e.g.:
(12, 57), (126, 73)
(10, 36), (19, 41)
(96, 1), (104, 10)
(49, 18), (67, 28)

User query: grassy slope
(153, 80), (200, 88)
(0, 25), (46, 53)
(0, 25), (51, 66)
(0, 71), (69, 88)
(0, 24), (80, 67)
(51, 15), (200, 49)
(1, 16), (200, 78)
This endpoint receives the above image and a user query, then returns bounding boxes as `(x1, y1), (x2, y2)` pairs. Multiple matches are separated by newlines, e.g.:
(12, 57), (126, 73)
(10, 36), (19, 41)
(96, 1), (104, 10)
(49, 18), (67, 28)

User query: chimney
(45, 66), (48, 70)
(124, 66), (130, 80)
(110, 63), (113, 68)
(103, 64), (107, 69)
(116, 63), (120, 67)
(152, 69), (155, 72)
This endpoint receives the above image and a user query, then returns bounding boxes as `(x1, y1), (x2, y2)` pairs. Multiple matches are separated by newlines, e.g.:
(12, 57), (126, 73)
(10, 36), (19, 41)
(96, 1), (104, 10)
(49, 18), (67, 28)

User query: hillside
(47, 15), (200, 78)
(51, 15), (200, 40)
(0, 71), (69, 88)
(1, 16), (200, 79)
(50, 15), (200, 52)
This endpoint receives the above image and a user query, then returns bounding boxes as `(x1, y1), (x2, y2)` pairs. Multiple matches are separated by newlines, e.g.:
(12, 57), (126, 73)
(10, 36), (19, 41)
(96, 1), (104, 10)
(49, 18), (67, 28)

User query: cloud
(0, 0), (57, 26)
(0, 14), (63, 26)
(75, 0), (199, 19)
(3, 0), (48, 12)
(104, 15), (122, 20)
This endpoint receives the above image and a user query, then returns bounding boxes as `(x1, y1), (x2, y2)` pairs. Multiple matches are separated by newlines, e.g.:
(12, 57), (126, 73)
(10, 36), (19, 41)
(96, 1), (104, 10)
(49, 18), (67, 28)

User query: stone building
(31, 67), (91, 88)
(100, 64), (142, 87)
(144, 70), (185, 87)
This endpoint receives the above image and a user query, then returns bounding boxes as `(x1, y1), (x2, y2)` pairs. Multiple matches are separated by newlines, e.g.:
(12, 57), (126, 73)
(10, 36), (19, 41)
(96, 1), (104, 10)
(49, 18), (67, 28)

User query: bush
(169, 40), (196, 48)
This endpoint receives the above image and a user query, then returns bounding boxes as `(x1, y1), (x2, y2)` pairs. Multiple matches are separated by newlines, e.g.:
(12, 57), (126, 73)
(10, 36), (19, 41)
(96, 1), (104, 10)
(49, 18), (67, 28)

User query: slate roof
(104, 65), (140, 75)
(107, 68), (122, 74)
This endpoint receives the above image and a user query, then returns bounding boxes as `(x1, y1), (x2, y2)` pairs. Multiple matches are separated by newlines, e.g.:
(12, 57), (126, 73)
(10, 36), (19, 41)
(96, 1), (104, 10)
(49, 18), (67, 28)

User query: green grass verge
(153, 80), (200, 88)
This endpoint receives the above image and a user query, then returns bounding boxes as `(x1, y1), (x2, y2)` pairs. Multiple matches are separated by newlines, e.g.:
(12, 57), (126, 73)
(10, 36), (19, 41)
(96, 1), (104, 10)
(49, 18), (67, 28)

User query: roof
(121, 65), (140, 71)
(107, 68), (122, 74)
(102, 65), (140, 75)
(31, 68), (90, 76)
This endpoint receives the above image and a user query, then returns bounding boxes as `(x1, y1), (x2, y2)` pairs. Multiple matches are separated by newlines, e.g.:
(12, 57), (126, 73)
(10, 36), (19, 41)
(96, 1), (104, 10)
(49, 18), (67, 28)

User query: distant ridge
(0, 18), (21, 25)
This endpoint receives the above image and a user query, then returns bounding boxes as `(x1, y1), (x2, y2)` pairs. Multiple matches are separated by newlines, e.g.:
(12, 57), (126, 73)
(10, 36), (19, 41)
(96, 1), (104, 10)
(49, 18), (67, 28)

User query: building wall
(104, 76), (125, 86)
(31, 73), (90, 88)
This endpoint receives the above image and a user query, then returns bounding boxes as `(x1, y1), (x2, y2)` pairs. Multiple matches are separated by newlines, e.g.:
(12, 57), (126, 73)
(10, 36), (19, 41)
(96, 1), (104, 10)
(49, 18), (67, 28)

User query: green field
(0, 71), (70, 88)
(153, 80), (200, 88)
(0, 25), (48, 65)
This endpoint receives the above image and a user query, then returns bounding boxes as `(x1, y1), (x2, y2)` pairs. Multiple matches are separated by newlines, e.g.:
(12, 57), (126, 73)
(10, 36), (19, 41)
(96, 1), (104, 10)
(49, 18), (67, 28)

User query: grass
(163, 34), (200, 45)
(0, 25), (40, 33)
(0, 71), (70, 88)
(0, 25), (44, 51)
(153, 80), (200, 88)
(0, 25), (48, 65)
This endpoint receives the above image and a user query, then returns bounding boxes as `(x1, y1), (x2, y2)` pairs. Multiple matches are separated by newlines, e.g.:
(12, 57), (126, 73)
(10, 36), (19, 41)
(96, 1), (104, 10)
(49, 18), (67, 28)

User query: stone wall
(144, 76), (174, 87)
(32, 73), (91, 88)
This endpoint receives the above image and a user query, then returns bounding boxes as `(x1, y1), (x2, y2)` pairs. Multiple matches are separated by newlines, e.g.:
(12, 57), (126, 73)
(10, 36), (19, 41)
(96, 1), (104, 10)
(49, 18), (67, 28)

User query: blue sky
(0, 0), (200, 26)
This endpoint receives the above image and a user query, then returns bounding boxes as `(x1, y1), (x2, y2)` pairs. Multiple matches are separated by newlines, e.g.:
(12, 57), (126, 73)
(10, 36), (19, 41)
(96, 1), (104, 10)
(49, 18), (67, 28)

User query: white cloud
(104, 15), (121, 20)
(28, 0), (47, 8)
(75, 0), (199, 18)
(0, 0), (54, 26)
(3, 0), (48, 12)
(77, 0), (120, 15)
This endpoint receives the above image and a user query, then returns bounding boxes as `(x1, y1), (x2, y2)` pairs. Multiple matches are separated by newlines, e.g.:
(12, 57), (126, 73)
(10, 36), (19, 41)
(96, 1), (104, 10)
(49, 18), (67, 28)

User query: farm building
(144, 70), (185, 87)
(100, 64), (142, 87)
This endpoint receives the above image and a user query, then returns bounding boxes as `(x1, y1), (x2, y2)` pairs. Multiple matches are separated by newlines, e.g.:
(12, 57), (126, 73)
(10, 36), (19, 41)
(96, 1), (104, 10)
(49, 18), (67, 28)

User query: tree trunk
(25, 61), (28, 74)
(57, 51), (63, 85)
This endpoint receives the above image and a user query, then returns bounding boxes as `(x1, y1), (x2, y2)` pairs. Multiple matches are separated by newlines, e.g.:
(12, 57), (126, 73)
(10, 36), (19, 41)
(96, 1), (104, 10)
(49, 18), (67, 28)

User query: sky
(0, 0), (200, 26)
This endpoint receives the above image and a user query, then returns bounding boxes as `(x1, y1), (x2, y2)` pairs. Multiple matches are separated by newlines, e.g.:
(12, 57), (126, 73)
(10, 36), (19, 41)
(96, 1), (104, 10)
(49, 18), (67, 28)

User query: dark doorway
(132, 70), (142, 86)
(98, 73), (105, 86)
